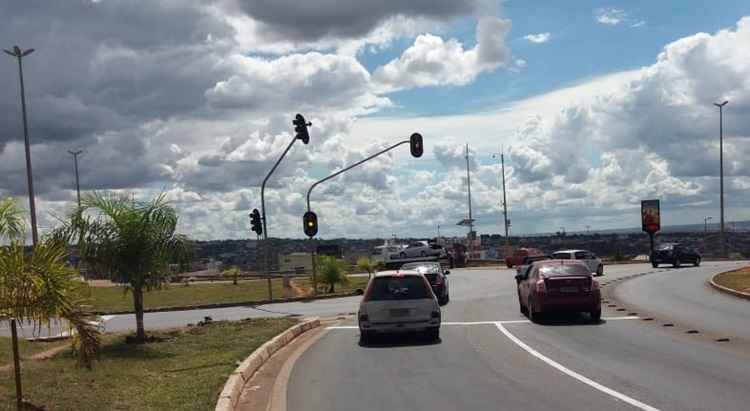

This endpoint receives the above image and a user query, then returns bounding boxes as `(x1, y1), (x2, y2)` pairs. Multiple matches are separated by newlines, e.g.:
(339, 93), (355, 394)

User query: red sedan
(515, 260), (601, 323)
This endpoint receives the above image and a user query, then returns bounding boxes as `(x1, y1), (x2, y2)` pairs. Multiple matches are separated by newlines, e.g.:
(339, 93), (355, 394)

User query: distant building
(279, 252), (313, 274)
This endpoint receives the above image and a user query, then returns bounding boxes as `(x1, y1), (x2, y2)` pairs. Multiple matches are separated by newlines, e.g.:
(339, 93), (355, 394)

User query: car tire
(694, 257), (701, 267)
(359, 330), (373, 345)
(673, 258), (680, 268)
(528, 297), (541, 323)
(596, 265), (604, 276)
(426, 327), (440, 341)
(506, 262), (513, 268)
(590, 309), (601, 323)
(652, 262), (659, 268)
(519, 301), (527, 314)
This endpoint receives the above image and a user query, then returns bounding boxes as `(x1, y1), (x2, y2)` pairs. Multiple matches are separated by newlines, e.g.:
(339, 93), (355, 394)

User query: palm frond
(0, 197), (26, 241)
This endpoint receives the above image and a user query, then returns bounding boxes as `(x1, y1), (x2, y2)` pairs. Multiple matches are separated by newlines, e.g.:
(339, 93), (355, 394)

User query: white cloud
(372, 17), (512, 92)
(595, 8), (627, 25)
(523, 32), (551, 43)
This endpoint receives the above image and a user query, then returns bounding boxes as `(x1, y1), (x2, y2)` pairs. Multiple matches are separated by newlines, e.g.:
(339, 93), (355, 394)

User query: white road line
(494, 322), (659, 411)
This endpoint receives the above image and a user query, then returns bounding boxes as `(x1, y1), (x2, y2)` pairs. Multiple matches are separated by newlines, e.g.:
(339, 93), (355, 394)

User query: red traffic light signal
(410, 133), (423, 158)
(293, 114), (311, 144)
(303, 211), (318, 238)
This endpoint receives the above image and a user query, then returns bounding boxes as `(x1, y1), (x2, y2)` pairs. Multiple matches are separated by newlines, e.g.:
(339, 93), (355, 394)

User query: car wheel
(694, 257), (701, 267)
(596, 265), (604, 276)
(528, 297), (540, 323)
(590, 309), (601, 323)
(506, 262), (513, 268)
(359, 330), (373, 345)
(673, 258), (680, 268)
(426, 327), (440, 341)
(652, 262), (658, 268)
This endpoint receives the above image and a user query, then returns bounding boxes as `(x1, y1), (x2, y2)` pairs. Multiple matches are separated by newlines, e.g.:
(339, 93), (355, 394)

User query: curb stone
(708, 271), (750, 301)
(214, 317), (321, 411)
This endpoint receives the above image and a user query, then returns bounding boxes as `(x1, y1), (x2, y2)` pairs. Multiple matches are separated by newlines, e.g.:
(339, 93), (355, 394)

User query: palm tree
(356, 256), (383, 279)
(317, 255), (350, 293)
(0, 197), (100, 408)
(60, 192), (191, 343)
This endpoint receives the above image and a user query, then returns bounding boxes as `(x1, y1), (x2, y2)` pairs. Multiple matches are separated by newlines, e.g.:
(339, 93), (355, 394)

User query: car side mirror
(444, 270), (450, 275)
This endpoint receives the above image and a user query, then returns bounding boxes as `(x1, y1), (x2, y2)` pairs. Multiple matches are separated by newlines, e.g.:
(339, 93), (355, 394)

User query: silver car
(399, 241), (442, 258)
(358, 270), (441, 344)
(551, 249), (604, 276)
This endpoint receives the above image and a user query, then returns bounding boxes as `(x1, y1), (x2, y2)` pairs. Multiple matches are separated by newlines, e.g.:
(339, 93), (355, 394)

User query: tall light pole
(465, 144), (474, 239)
(5, 45), (38, 246)
(492, 149), (510, 247)
(68, 150), (84, 208)
(714, 100), (728, 257)
(704, 216), (712, 235)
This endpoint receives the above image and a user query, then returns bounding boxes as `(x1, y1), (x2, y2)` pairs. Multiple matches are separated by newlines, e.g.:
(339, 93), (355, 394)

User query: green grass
(0, 337), (69, 365)
(89, 276), (369, 314)
(294, 275), (369, 295)
(89, 279), (292, 313)
(714, 267), (750, 293)
(0, 318), (297, 411)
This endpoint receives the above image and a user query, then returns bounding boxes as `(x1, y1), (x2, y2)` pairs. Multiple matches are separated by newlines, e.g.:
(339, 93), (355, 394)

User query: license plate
(559, 286), (578, 293)
(390, 308), (411, 317)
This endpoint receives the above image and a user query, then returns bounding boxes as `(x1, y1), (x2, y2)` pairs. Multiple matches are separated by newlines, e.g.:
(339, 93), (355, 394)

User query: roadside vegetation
(0, 318), (297, 411)
(713, 267), (750, 293)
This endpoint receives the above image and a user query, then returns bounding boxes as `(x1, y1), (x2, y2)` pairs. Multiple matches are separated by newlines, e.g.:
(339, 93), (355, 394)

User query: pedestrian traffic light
(293, 114), (311, 144)
(250, 209), (262, 236)
(303, 211), (318, 238)
(410, 133), (423, 158)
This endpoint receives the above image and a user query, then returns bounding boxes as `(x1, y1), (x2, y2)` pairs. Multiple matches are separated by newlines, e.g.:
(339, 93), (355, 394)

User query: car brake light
(592, 280), (600, 290)
(536, 279), (546, 293)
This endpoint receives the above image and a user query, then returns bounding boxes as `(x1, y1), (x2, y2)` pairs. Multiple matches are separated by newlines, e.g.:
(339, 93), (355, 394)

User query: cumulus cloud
(373, 17), (512, 92)
(523, 32), (551, 43)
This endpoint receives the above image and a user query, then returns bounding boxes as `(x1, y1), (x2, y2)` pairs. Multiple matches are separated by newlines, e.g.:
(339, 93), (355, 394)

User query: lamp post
(68, 150), (84, 208)
(492, 149), (510, 247)
(4, 45), (38, 246)
(704, 216), (712, 235)
(714, 100), (728, 257)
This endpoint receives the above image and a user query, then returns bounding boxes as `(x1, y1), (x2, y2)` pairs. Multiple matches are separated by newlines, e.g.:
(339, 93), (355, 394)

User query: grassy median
(713, 267), (750, 294)
(88, 276), (370, 314)
(0, 318), (297, 411)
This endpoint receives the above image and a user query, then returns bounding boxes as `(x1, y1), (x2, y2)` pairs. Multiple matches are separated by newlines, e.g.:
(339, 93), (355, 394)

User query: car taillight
(536, 279), (546, 293)
(592, 280), (600, 290)
(362, 282), (375, 302)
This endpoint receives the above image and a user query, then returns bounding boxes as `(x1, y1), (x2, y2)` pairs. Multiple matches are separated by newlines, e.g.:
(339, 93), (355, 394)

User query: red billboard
(641, 200), (660, 234)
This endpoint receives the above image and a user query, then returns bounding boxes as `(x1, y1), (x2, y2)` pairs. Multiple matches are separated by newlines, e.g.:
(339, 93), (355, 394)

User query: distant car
(550, 250), (604, 276)
(650, 243), (701, 268)
(401, 262), (450, 305)
(515, 260), (601, 323)
(505, 247), (545, 268)
(370, 245), (407, 264)
(358, 270), (441, 343)
(400, 241), (442, 258)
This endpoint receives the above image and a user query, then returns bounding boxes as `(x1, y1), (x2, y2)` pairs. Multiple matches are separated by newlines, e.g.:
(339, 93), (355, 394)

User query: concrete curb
(215, 317), (321, 411)
(708, 271), (750, 301)
(94, 291), (359, 316)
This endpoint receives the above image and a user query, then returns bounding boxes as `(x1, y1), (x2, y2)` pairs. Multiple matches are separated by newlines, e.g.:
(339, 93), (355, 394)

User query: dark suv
(650, 243), (701, 268)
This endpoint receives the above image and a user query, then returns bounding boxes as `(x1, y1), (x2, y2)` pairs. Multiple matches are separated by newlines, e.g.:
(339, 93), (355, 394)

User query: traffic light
(293, 114), (311, 144)
(250, 209), (262, 236)
(303, 211), (318, 238)
(410, 133), (423, 158)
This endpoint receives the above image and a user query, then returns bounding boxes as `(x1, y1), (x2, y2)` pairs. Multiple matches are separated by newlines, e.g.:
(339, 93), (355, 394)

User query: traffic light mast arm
(260, 135), (299, 240)
(306, 140), (409, 212)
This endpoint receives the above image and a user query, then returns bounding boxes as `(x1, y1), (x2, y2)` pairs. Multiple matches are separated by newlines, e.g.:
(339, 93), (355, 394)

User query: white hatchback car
(550, 249), (604, 276)
(358, 270), (441, 343)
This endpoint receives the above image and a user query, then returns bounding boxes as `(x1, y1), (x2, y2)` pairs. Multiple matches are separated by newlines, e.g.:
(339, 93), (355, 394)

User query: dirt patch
(713, 267), (750, 293)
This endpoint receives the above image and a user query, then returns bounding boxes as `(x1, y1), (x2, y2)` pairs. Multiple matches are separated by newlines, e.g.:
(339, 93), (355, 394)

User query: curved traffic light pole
(306, 139), (410, 213)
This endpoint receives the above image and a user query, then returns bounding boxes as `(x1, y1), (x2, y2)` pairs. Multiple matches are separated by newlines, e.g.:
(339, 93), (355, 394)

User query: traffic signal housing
(303, 211), (318, 238)
(250, 209), (262, 236)
(293, 114), (311, 144)
(410, 133), (423, 158)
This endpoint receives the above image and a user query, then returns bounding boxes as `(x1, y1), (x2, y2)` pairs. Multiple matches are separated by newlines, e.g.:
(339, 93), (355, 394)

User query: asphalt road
(287, 262), (750, 411)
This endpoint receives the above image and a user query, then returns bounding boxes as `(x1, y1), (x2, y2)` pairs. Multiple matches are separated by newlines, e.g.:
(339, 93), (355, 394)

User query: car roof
(374, 270), (423, 278)
(535, 259), (588, 267)
(552, 249), (589, 253)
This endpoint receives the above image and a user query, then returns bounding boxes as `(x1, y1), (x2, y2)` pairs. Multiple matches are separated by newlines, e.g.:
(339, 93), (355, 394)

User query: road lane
(286, 262), (750, 411)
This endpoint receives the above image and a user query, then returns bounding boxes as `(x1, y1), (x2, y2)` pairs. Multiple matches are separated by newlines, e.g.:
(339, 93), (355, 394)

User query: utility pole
(437, 224), (441, 241)
(68, 150), (83, 207)
(500, 150), (509, 246)
(465, 144), (474, 238)
(704, 216), (712, 235)
(714, 100), (728, 257)
(5, 45), (38, 246)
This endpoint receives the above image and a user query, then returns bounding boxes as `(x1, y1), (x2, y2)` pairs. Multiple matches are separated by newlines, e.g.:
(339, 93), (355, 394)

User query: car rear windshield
(551, 253), (571, 259)
(539, 264), (591, 277)
(368, 276), (432, 300)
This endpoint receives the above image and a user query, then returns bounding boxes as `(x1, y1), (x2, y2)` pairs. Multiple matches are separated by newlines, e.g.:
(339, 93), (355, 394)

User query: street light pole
(492, 149), (510, 247)
(704, 216), (712, 235)
(5, 45), (38, 246)
(714, 100), (728, 257)
(68, 150), (83, 208)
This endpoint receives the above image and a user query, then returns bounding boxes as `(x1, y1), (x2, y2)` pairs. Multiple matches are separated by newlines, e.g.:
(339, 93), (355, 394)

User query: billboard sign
(641, 199), (660, 234)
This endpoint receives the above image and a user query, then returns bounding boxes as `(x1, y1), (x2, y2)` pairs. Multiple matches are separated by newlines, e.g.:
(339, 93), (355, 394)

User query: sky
(1, 0), (750, 240)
